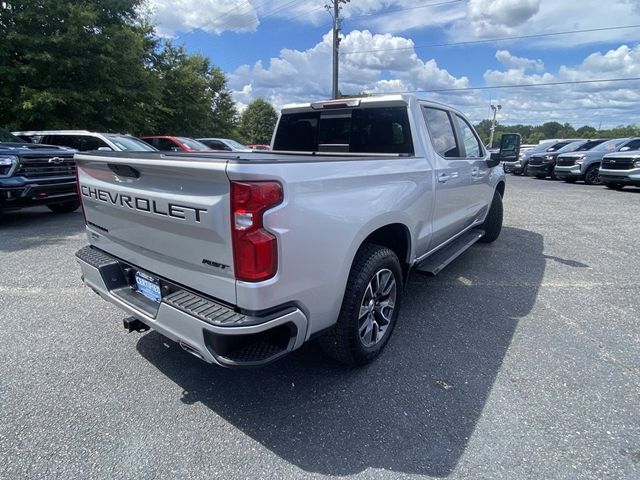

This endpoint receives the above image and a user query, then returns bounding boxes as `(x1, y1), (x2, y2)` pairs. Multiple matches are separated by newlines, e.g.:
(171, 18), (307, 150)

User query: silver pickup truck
(74, 95), (518, 367)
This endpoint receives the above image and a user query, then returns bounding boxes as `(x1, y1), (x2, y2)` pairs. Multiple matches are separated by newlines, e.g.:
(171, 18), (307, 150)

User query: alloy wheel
(358, 268), (397, 347)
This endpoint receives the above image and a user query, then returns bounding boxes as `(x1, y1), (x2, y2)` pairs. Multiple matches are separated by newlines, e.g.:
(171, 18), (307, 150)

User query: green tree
(576, 125), (597, 137)
(0, 0), (158, 132)
(150, 43), (238, 137)
(239, 98), (278, 144)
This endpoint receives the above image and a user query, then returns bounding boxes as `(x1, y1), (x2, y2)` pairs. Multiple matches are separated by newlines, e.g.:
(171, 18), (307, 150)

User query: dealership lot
(0, 175), (638, 479)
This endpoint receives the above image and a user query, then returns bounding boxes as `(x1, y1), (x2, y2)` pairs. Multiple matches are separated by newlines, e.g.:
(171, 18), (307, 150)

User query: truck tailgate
(76, 153), (236, 304)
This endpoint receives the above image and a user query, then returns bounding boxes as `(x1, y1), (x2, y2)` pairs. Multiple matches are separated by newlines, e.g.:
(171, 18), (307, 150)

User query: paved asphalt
(0, 175), (639, 480)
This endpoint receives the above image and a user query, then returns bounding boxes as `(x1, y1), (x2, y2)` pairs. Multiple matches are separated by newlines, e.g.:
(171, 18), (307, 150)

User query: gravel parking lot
(1, 175), (638, 480)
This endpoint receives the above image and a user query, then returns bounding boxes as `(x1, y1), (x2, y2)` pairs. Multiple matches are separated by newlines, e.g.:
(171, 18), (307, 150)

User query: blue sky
(146, 0), (640, 127)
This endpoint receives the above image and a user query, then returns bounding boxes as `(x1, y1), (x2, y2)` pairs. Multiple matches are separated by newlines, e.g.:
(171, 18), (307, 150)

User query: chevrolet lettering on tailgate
(80, 185), (208, 223)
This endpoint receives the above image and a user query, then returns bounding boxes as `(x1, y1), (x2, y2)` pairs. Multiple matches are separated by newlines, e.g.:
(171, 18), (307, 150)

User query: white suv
(13, 130), (156, 152)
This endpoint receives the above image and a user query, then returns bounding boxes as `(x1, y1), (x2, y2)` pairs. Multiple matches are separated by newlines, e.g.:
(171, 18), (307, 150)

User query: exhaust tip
(179, 341), (205, 360)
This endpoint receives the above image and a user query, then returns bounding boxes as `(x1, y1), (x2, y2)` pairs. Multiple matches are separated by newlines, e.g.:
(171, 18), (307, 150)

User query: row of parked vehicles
(503, 137), (640, 190)
(12, 130), (271, 153)
(0, 128), (269, 215)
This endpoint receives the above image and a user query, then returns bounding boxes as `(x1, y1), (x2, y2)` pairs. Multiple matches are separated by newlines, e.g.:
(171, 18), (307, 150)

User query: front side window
(78, 136), (109, 151)
(177, 137), (210, 151)
(455, 115), (483, 157)
(155, 138), (180, 151)
(422, 107), (459, 158)
(623, 139), (640, 151)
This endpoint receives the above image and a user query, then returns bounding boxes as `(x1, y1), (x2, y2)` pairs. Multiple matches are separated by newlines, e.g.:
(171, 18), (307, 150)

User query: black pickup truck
(0, 128), (79, 214)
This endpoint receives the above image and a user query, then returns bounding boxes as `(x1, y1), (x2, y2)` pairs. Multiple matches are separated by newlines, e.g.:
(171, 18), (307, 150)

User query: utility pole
(326, 0), (349, 99)
(488, 104), (502, 148)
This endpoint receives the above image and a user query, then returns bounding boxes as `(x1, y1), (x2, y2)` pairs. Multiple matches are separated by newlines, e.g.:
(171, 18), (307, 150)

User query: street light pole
(488, 104), (502, 148)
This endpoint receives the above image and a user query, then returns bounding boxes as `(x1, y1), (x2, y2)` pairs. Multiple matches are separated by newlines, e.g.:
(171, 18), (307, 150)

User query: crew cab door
(421, 106), (487, 249)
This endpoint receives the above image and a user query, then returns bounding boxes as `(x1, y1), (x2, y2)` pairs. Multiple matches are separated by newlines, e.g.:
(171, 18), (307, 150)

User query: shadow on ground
(135, 226), (545, 477)
(0, 209), (84, 252)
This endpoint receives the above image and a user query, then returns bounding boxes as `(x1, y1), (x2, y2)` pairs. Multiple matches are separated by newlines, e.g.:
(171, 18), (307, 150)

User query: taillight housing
(230, 181), (283, 282)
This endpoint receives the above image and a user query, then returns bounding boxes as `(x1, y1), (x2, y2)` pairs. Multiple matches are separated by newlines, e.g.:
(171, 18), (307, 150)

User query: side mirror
(487, 133), (521, 167)
(97, 146), (113, 152)
(619, 146), (631, 152)
(170, 146), (181, 152)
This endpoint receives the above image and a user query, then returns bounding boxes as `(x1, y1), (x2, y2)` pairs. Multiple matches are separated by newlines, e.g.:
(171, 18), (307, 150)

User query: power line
(348, 0), (463, 20)
(217, 0), (315, 31)
(368, 77), (640, 95)
(342, 24), (640, 55)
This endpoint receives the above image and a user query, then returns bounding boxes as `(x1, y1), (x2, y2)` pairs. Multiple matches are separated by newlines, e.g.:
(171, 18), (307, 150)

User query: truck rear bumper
(75, 245), (308, 367)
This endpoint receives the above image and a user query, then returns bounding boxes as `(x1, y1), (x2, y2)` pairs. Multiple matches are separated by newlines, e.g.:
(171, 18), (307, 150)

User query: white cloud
(451, 0), (640, 47)
(228, 30), (470, 110)
(482, 44), (640, 126)
(229, 31), (640, 128)
(147, 0), (258, 36)
(495, 50), (544, 72)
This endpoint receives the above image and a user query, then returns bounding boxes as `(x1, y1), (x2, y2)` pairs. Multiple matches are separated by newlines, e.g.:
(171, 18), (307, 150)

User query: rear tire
(47, 200), (80, 213)
(604, 183), (624, 191)
(479, 190), (503, 243)
(319, 244), (403, 366)
(584, 165), (601, 185)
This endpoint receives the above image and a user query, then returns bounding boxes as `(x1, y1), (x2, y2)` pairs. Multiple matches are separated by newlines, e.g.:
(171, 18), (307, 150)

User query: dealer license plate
(135, 271), (161, 303)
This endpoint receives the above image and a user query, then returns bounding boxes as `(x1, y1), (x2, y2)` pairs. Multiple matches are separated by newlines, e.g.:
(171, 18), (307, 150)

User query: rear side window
(273, 107), (414, 155)
(422, 107), (459, 158)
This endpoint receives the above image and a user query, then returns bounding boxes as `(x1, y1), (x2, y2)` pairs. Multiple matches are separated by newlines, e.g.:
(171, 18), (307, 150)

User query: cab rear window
(273, 106), (414, 155)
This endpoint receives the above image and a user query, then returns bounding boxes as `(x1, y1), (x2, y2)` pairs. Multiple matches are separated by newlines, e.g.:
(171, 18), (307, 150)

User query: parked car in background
(599, 150), (640, 190)
(13, 130), (156, 152)
(139, 136), (212, 152)
(196, 138), (251, 152)
(504, 140), (570, 175)
(554, 138), (640, 185)
(247, 144), (271, 151)
(0, 128), (78, 214)
(528, 139), (607, 179)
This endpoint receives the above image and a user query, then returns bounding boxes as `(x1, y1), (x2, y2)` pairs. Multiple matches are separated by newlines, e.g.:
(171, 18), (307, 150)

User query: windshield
(592, 138), (627, 152)
(225, 139), (249, 150)
(531, 141), (555, 153)
(546, 142), (571, 152)
(555, 141), (585, 153)
(0, 128), (26, 143)
(575, 139), (605, 151)
(177, 137), (211, 150)
(106, 134), (156, 151)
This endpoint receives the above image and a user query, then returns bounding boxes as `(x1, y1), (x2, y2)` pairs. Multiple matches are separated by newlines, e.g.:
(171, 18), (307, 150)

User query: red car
(139, 136), (212, 153)
(247, 144), (271, 151)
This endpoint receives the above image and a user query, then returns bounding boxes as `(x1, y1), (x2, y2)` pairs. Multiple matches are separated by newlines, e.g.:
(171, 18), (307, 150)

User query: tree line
(0, 0), (277, 144)
(474, 120), (640, 146)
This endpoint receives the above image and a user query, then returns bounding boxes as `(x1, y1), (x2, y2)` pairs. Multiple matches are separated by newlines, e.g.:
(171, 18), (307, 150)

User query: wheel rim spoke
(358, 268), (397, 347)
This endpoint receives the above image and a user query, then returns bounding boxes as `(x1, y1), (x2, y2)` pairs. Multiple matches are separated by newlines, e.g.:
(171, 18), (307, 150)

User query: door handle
(471, 167), (486, 178)
(438, 172), (458, 183)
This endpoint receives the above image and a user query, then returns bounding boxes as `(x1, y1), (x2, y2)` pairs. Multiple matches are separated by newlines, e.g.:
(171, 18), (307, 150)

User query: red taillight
(75, 161), (87, 225)
(231, 181), (283, 282)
